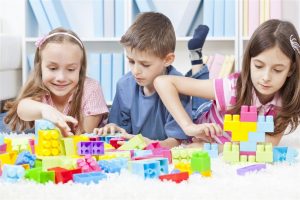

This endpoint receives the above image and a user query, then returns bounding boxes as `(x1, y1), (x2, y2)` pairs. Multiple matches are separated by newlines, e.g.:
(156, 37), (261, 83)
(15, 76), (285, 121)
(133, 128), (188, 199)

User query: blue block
(240, 141), (257, 152)
(286, 148), (298, 163)
(133, 150), (152, 158)
(73, 172), (107, 184)
(273, 146), (288, 162)
(0, 134), (4, 145)
(2, 164), (25, 183)
(98, 158), (128, 173)
(203, 143), (218, 158)
(248, 132), (265, 142)
(15, 151), (36, 168)
(131, 160), (160, 179)
(257, 115), (274, 133)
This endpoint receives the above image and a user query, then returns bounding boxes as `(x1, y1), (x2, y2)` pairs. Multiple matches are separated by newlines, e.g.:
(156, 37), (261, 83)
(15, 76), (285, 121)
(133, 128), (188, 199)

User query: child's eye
(142, 64), (150, 67)
(254, 65), (263, 69)
(128, 60), (134, 65)
(68, 68), (76, 72)
(48, 67), (57, 71)
(274, 69), (283, 73)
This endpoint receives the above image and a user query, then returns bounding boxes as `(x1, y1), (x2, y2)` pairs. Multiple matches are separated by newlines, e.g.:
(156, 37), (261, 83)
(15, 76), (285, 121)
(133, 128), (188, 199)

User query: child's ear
(163, 53), (175, 67)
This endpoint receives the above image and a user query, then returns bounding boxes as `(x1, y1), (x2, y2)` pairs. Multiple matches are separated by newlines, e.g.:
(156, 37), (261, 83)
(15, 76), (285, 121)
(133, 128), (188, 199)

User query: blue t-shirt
(108, 66), (191, 140)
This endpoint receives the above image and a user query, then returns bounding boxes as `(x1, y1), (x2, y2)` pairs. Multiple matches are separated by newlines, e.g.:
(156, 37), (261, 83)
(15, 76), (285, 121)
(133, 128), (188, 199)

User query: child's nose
(56, 70), (66, 80)
(132, 64), (142, 75)
(262, 70), (271, 81)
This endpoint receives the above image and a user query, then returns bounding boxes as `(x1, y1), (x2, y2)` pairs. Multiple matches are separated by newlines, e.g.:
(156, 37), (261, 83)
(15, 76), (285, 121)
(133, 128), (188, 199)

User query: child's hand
(93, 123), (127, 135)
(41, 105), (78, 137)
(183, 123), (222, 141)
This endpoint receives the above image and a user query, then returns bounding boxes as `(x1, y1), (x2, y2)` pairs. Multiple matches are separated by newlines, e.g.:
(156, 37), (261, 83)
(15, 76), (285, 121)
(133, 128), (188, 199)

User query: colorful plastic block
(240, 105), (257, 122)
(35, 119), (56, 144)
(0, 134), (4, 145)
(15, 151), (36, 168)
(98, 158), (128, 173)
(25, 167), (55, 184)
(171, 147), (202, 164)
(256, 143), (273, 163)
(152, 148), (172, 163)
(73, 171), (107, 184)
(109, 138), (125, 149)
(36, 129), (62, 156)
(118, 134), (147, 150)
(203, 143), (218, 158)
(145, 141), (162, 150)
(61, 137), (76, 156)
(130, 160), (161, 179)
(257, 115), (274, 132)
(133, 150), (152, 158)
(0, 143), (7, 153)
(48, 167), (81, 183)
(2, 164), (25, 183)
(223, 142), (240, 163)
(77, 141), (104, 155)
(237, 164), (266, 176)
(286, 148), (298, 163)
(159, 172), (189, 183)
(191, 151), (211, 175)
(77, 155), (101, 172)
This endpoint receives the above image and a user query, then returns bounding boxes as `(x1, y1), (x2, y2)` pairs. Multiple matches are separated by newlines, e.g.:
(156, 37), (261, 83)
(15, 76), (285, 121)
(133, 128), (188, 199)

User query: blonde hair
(4, 27), (87, 133)
(120, 12), (176, 58)
(230, 19), (300, 135)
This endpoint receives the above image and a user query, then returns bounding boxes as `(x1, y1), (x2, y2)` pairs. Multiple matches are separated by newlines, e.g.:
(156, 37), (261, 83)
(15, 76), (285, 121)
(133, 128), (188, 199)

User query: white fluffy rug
(1, 129), (300, 200)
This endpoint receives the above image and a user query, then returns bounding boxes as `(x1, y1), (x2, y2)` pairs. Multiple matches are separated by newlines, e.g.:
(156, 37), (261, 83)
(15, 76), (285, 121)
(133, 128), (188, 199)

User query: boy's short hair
(120, 12), (176, 58)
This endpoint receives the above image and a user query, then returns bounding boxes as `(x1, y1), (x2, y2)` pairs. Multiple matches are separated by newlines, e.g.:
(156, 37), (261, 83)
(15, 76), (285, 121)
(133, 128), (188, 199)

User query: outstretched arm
(17, 98), (77, 136)
(154, 75), (221, 137)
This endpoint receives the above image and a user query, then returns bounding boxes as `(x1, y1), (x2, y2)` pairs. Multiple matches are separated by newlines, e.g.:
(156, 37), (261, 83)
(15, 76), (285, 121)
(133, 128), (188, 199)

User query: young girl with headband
(5, 28), (108, 136)
(154, 19), (300, 146)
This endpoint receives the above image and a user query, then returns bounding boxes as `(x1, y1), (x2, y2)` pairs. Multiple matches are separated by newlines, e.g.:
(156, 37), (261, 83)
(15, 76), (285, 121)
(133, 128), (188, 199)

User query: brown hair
(230, 19), (300, 135)
(120, 12), (176, 58)
(4, 27), (87, 133)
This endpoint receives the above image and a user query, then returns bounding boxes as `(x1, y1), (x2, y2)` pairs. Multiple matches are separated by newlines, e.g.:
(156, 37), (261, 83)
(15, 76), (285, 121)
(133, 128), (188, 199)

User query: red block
(109, 138), (125, 149)
(48, 167), (81, 184)
(159, 172), (189, 183)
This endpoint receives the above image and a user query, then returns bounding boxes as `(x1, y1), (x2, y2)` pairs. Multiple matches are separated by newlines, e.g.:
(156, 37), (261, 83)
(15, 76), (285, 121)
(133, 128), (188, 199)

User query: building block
(36, 129), (62, 156)
(0, 152), (14, 165)
(48, 167), (81, 183)
(109, 138), (125, 149)
(0, 161), (2, 176)
(35, 119), (56, 145)
(257, 115), (274, 132)
(118, 134), (147, 150)
(240, 131), (265, 152)
(191, 151), (211, 176)
(77, 141), (104, 155)
(159, 172), (189, 183)
(146, 157), (169, 175)
(145, 141), (162, 150)
(174, 162), (192, 175)
(101, 150), (131, 160)
(171, 147), (202, 164)
(73, 171), (107, 184)
(4, 138), (12, 152)
(28, 139), (35, 154)
(286, 148), (298, 163)
(0, 143), (7, 153)
(236, 164), (266, 176)
(25, 167), (55, 184)
(273, 146), (288, 162)
(256, 143), (273, 163)
(130, 160), (161, 179)
(223, 142), (240, 163)
(98, 158), (128, 173)
(2, 164), (25, 183)
(77, 155), (101, 172)
(203, 143), (218, 158)
(240, 105), (257, 122)
(152, 148), (172, 163)
(133, 150), (152, 158)
(15, 151), (36, 168)
(61, 137), (76, 156)
(0, 134), (4, 145)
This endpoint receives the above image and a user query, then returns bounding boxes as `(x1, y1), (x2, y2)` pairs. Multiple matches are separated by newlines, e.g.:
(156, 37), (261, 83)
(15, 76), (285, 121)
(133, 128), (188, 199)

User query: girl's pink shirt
(42, 77), (109, 118)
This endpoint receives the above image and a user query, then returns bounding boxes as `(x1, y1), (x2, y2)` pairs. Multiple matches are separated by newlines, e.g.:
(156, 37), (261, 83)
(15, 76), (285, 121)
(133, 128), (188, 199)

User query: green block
(118, 134), (146, 150)
(34, 159), (42, 168)
(25, 167), (55, 184)
(191, 151), (211, 173)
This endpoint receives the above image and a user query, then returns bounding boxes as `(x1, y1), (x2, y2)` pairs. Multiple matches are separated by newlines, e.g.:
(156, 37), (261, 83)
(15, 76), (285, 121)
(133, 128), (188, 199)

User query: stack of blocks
(223, 105), (274, 163)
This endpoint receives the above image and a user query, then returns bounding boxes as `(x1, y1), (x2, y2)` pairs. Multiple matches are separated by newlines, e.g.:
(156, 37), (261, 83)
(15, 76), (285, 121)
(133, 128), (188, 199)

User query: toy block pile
(0, 119), (215, 184)
(223, 105), (298, 164)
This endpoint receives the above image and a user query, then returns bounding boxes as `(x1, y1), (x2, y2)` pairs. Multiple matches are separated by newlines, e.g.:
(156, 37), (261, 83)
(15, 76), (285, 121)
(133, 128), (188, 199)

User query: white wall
(0, 0), (25, 35)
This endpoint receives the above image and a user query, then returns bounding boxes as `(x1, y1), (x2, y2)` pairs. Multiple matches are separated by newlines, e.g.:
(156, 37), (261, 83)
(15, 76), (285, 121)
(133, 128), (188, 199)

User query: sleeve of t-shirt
(82, 79), (109, 116)
(214, 74), (238, 112)
(108, 83), (132, 133)
(164, 94), (190, 140)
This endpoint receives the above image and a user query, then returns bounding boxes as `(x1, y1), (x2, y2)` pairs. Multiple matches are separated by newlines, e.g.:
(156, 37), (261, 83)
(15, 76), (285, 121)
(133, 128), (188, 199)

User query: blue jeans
(185, 65), (212, 121)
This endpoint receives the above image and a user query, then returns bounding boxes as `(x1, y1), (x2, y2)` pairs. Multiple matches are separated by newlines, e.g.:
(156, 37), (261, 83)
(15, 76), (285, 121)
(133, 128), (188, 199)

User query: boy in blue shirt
(95, 12), (210, 147)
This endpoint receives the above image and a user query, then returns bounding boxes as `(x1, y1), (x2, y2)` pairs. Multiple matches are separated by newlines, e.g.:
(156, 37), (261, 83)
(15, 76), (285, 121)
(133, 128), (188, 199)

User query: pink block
(28, 139), (35, 154)
(240, 105), (257, 122)
(0, 143), (7, 153)
(145, 142), (162, 150)
(152, 148), (172, 163)
(240, 151), (256, 156)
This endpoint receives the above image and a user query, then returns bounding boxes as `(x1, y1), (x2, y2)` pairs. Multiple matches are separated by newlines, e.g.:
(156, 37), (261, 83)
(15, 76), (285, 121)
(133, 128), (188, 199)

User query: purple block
(237, 164), (266, 176)
(92, 141), (104, 155)
(78, 142), (92, 155)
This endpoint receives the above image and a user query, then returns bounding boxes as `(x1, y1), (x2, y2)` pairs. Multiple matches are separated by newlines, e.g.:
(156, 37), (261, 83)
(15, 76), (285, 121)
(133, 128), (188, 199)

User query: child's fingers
(120, 133), (133, 140)
(102, 126), (109, 136)
(64, 116), (78, 125)
(117, 141), (126, 146)
(109, 126), (116, 135)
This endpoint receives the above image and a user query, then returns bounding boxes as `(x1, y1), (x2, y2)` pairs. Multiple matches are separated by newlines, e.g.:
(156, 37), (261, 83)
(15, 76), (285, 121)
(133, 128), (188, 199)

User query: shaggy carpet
(0, 128), (299, 200)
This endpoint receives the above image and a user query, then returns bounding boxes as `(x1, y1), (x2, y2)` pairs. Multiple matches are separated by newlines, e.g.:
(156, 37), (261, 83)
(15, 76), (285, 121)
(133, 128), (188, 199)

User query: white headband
(290, 35), (300, 55)
(35, 32), (83, 48)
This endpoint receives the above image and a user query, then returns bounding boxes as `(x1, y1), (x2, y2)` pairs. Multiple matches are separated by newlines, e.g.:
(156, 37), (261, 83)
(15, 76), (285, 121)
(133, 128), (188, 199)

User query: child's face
(250, 45), (291, 104)
(41, 42), (82, 101)
(125, 47), (171, 95)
